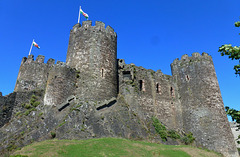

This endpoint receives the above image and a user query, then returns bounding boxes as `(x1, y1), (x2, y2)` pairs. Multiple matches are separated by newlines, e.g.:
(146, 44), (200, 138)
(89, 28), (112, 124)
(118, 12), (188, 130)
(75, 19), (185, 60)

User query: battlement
(71, 20), (117, 38)
(21, 55), (56, 67)
(171, 52), (212, 66)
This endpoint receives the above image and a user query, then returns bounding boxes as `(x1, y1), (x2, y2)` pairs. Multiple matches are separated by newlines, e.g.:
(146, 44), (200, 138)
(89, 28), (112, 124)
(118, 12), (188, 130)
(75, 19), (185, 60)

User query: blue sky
(0, 0), (240, 113)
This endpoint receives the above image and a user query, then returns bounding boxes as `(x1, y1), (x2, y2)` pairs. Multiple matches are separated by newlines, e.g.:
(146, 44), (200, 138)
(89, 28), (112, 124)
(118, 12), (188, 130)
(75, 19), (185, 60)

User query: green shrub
(152, 117), (167, 141)
(24, 104), (31, 109)
(23, 108), (36, 116)
(24, 110), (31, 116)
(181, 132), (195, 145)
(15, 112), (22, 117)
(31, 95), (37, 100)
(21, 103), (25, 108)
(167, 130), (180, 139)
(51, 132), (56, 138)
(32, 101), (40, 107)
(7, 144), (17, 151)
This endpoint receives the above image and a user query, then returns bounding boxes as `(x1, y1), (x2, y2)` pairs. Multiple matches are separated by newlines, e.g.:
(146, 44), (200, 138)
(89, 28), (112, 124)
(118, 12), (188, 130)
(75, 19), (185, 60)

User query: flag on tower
(28, 39), (40, 55)
(80, 8), (89, 20)
(33, 41), (40, 49)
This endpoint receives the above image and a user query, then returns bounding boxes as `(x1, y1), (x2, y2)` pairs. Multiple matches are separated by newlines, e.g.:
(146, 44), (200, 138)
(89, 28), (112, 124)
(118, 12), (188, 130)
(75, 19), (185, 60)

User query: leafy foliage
(225, 106), (240, 143)
(226, 106), (240, 123)
(167, 130), (181, 139)
(152, 117), (167, 141)
(152, 117), (195, 144)
(218, 20), (240, 76)
(180, 132), (195, 145)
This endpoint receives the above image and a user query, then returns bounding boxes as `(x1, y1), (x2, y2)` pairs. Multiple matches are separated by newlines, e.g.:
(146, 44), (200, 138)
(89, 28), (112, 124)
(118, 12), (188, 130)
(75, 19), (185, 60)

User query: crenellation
(21, 57), (27, 64)
(27, 55), (34, 63)
(171, 52), (213, 68)
(181, 54), (189, 60)
(106, 25), (117, 37)
(56, 61), (65, 66)
(72, 23), (81, 32)
(47, 58), (55, 66)
(36, 55), (45, 63)
(82, 20), (92, 28)
(95, 21), (105, 30)
(202, 52), (208, 56)
(192, 52), (200, 57)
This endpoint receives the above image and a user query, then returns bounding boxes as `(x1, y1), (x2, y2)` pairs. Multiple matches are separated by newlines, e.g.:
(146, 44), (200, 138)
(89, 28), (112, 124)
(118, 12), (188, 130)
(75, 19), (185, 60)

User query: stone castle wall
(118, 59), (183, 130)
(14, 55), (53, 92)
(171, 52), (238, 157)
(44, 61), (77, 106)
(0, 93), (16, 128)
(66, 21), (118, 101)
(3, 21), (238, 156)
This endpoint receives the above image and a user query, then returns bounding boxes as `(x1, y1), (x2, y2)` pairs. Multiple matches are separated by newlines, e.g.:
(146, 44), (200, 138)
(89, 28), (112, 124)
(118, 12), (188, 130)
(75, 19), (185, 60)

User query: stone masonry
(0, 21), (238, 157)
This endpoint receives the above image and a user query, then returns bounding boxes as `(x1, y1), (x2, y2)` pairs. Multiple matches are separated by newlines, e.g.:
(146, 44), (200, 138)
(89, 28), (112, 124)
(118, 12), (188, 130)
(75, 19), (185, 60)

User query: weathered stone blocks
(66, 20), (117, 101)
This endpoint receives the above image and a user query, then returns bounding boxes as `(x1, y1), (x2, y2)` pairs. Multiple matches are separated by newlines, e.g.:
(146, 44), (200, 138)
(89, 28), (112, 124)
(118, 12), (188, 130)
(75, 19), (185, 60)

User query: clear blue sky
(0, 0), (239, 113)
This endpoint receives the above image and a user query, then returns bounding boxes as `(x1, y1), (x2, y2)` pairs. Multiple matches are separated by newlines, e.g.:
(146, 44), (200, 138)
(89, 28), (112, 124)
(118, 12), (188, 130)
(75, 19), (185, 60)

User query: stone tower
(66, 21), (118, 101)
(14, 55), (54, 92)
(171, 52), (238, 157)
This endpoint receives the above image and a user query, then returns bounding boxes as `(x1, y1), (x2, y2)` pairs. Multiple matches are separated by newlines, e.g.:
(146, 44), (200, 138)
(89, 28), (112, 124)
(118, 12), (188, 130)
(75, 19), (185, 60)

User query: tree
(218, 21), (240, 76)
(219, 20), (240, 144)
(225, 106), (240, 144)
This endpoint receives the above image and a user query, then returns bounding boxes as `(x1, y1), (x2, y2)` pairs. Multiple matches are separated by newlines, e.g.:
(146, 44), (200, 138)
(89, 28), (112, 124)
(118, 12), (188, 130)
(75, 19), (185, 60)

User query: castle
(0, 21), (238, 157)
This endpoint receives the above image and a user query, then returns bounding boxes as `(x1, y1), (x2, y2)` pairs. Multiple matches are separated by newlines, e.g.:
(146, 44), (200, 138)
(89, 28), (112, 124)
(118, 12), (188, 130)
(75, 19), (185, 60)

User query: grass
(11, 138), (222, 157)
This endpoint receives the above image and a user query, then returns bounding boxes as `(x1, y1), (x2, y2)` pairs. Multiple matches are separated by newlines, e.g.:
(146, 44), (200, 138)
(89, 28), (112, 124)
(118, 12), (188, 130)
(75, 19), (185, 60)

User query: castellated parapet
(14, 55), (54, 92)
(65, 21), (117, 101)
(6, 21), (238, 157)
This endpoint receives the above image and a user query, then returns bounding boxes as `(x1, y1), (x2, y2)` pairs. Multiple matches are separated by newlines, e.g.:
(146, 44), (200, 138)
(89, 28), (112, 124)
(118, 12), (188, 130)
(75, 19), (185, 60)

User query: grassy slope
(11, 138), (222, 157)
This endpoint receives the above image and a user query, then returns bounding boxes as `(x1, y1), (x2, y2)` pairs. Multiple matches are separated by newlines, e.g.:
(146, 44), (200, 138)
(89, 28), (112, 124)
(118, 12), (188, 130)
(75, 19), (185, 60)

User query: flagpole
(78, 6), (81, 23)
(28, 39), (34, 56)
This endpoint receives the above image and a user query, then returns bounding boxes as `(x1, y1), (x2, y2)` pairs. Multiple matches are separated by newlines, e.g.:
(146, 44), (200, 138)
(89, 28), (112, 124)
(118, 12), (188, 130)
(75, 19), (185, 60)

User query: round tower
(171, 52), (238, 157)
(66, 21), (117, 101)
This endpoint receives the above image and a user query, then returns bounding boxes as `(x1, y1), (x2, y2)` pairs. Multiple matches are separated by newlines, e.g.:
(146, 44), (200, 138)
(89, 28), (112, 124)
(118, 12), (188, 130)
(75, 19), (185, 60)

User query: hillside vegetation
(10, 138), (222, 157)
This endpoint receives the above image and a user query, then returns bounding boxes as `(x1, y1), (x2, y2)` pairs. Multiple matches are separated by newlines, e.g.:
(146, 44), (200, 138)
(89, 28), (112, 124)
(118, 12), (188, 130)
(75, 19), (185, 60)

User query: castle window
(139, 80), (145, 92)
(156, 83), (161, 94)
(123, 71), (131, 81)
(101, 69), (104, 78)
(170, 87), (175, 97)
(185, 75), (190, 81)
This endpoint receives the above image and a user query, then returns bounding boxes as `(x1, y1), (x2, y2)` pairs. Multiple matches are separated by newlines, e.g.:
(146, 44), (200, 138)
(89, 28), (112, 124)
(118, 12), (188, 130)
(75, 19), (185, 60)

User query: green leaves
(225, 106), (240, 123)
(234, 21), (240, 27)
(218, 19), (240, 76)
